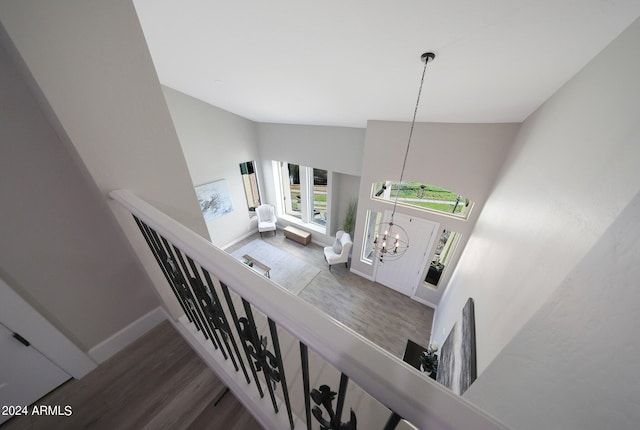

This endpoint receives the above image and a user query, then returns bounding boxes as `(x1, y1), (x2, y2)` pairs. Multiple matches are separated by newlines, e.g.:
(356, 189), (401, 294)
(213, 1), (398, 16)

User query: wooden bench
(283, 225), (312, 245)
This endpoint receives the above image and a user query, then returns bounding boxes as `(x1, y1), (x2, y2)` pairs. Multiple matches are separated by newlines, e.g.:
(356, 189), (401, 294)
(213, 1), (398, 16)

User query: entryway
(374, 212), (438, 298)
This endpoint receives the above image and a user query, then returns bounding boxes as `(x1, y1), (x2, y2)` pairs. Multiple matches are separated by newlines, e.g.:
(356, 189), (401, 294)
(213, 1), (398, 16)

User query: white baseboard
(411, 295), (437, 309)
(311, 238), (328, 247)
(88, 307), (167, 363)
(349, 268), (374, 281)
(221, 228), (259, 249)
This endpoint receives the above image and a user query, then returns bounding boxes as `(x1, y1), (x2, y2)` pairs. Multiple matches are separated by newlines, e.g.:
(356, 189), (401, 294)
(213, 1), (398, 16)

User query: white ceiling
(133, 0), (640, 128)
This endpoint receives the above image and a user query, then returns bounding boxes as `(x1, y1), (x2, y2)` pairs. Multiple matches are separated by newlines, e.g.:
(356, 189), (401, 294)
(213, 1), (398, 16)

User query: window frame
(371, 181), (474, 220)
(239, 161), (261, 215)
(275, 161), (328, 233)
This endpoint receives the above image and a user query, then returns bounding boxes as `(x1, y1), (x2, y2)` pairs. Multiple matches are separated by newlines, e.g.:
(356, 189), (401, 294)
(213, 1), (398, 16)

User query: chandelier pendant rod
(374, 52), (435, 262)
(391, 52), (435, 219)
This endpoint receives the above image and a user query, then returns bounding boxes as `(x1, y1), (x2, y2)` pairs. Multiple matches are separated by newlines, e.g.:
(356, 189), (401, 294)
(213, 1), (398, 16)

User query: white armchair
(323, 231), (353, 270)
(256, 204), (277, 237)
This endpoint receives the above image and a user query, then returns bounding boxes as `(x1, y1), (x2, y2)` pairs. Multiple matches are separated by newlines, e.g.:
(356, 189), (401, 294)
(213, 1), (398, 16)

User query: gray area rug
(229, 240), (320, 296)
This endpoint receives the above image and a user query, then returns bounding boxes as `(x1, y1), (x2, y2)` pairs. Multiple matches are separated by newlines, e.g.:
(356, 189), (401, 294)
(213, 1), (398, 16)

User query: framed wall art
(195, 179), (234, 221)
(437, 297), (477, 395)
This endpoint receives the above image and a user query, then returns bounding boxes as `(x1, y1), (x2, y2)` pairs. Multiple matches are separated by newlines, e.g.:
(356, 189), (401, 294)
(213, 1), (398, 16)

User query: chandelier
(373, 52), (435, 263)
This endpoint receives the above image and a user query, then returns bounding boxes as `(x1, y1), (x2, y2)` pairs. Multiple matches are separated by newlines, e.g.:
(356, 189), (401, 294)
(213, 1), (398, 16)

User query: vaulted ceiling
(134, 0), (640, 128)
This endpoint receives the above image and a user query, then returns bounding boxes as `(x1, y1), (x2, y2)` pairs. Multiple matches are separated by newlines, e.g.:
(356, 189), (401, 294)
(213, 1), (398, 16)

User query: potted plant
(342, 199), (357, 236)
(419, 343), (438, 378)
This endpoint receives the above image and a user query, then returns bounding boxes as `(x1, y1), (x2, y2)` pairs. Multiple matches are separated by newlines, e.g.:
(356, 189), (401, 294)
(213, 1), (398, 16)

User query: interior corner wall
(432, 16), (640, 387)
(162, 86), (261, 248)
(0, 38), (158, 350)
(0, 1), (207, 238)
(350, 121), (518, 287)
(257, 122), (365, 244)
(332, 173), (361, 236)
(0, 0), (209, 323)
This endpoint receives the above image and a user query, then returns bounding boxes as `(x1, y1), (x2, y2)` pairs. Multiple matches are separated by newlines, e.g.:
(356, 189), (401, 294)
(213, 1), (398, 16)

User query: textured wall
(467, 191), (640, 429)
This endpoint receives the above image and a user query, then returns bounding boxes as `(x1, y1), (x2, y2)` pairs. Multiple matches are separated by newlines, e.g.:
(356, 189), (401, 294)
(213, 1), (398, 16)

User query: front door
(374, 212), (438, 297)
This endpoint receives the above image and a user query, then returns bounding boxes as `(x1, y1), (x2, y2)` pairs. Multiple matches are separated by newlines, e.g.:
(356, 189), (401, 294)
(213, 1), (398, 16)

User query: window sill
(279, 214), (326, 235)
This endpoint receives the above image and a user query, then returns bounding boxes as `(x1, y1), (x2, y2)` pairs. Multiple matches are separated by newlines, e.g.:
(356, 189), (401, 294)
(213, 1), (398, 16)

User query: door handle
(12, 332), (30, 347)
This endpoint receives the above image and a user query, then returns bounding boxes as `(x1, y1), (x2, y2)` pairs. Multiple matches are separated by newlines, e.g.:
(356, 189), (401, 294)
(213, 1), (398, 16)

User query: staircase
(111, 190), (508, 430)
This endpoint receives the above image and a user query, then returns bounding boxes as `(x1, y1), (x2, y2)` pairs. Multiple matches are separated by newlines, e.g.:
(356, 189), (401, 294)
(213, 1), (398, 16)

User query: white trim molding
(221, 228), (259, 250)
(88, 307), (167, 363)
(349, 268), (374, 281)
(0, 277), (97, 379)
(411, 295), (438, 309)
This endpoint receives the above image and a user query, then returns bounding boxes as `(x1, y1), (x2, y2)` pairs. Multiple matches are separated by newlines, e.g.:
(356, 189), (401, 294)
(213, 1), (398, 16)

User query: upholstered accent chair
(256, 204), (277, 237)
(323, 230), (353, 270)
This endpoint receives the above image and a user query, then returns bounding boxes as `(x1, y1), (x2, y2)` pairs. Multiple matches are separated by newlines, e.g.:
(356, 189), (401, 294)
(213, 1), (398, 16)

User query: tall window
(280, 162), (301, 219)
(276, 161), (328, 231)
(424, 229), (461, 288)
(311, 168), (328, 226)
(361, 210), (382, 263)
(239, 161), (261, 213)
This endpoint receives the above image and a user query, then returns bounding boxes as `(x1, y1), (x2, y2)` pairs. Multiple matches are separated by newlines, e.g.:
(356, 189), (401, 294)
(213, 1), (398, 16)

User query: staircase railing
(110, 190), (508, 430)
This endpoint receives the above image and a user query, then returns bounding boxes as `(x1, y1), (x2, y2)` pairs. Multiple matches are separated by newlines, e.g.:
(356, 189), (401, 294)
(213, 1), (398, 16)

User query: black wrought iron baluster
(220, 282), (263, 395)
(188, 273), (227, 359)
(241, 299), (280, 414)
(268, 318), (294, 430)
(159, 236), (210, 342)
(300, 342), (312, 430)
(311, 374), (357, 430)
(169, 243), (219, 346)
(202, 269), (250, 383)
(134, 216), (365, 429)
(163, 241), (208, 339)
(334, 373), (350, 430)
(146, 227), (203, 328)
(133, 217), (191, 322)
(383, 412), (402, 430)
(185, 256), (231, 361)
(140, 221), (202, 328)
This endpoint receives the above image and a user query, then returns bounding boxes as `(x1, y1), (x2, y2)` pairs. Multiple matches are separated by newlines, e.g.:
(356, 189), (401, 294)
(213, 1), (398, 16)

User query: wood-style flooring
(226, 231), (435, 358)
(1, 321), (261, 430)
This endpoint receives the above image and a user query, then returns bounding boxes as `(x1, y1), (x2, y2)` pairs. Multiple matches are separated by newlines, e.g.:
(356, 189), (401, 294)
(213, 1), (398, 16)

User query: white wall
(162, 86), (261, 247)
(0, 0), (207, 320)
(350, 121), (518, 296)
(0, 38), (158, 350)
(257, 123), (365, 177)
(432, 17), (640, 381)
(466, 190), (640, 430)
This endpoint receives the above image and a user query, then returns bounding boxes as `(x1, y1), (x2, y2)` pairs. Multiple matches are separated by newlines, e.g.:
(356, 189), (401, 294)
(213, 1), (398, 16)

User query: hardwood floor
(226, 231), (435, 358)
(1, 321), (261, 430)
